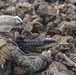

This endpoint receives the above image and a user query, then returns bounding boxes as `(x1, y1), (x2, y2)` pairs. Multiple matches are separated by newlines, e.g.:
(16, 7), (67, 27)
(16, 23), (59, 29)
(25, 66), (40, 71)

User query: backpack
(0, 37), (12, 75)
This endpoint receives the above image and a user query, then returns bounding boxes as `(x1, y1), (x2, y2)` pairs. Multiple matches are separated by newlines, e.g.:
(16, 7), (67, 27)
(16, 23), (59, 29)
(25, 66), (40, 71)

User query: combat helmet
(0, 15), (22, 32)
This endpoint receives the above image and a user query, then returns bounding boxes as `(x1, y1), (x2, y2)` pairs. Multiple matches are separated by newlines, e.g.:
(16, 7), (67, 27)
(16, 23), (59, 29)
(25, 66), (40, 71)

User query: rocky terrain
(0, 0), (76, 75)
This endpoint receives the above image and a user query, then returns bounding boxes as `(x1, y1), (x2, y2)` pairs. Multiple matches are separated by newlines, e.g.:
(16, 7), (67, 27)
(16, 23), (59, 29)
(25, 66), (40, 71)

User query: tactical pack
(0, 37), (8, 75)
(0, 37), (16, 75)
(0, 37), (7, 68)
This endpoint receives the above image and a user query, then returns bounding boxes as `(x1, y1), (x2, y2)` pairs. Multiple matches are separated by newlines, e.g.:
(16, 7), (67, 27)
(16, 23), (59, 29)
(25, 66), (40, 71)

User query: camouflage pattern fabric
(0, 36), (52, 75)
(0, 15), (22, 32)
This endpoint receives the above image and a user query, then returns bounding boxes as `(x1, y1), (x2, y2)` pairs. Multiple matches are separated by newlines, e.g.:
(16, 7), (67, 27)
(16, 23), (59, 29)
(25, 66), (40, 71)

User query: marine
(0, 15), (52, 75)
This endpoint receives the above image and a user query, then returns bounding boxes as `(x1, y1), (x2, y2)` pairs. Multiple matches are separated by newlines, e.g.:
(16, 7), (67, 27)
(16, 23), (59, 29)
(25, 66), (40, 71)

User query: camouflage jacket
(0, 35), (52, 75)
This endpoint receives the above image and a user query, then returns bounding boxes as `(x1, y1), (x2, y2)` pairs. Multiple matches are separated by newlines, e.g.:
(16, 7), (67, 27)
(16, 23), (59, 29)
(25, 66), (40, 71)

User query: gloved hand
(40, 50), (53, 64)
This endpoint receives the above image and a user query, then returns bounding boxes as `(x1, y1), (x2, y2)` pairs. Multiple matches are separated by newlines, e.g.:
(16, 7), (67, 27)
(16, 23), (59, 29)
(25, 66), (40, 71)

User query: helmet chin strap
(12, 30), (17, 41)
(5, 29), (19, 41)
(5, 30), (15, 41)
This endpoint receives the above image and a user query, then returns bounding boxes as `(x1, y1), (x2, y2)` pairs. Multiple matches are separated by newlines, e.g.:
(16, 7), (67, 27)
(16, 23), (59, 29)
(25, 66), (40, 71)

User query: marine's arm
(0, 43), (52, 72)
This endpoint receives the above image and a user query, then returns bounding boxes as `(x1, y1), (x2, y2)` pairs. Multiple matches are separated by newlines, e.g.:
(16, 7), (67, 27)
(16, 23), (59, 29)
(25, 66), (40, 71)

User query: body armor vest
(0, 37), (26, 75)
(0, 37), (12, 75)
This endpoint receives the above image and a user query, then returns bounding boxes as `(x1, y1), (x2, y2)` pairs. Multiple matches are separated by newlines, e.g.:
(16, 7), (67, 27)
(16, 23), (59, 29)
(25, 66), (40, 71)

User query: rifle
(16, 35), (57, 53)
(16, 35), (72, 53)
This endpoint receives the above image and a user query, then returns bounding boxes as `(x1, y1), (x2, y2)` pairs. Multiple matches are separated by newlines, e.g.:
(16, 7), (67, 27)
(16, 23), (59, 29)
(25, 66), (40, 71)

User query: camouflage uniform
(0, 15), (52, 75)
